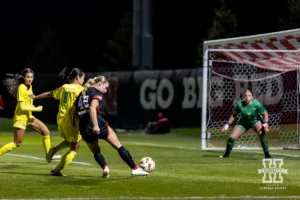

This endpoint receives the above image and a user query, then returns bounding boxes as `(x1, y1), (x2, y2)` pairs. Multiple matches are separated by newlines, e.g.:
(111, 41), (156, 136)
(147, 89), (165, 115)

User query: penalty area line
(1, 196), (300, 200)
(4, 153), (92, 166)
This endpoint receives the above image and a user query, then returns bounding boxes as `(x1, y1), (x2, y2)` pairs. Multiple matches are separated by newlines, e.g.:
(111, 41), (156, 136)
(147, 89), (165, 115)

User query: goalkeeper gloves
(221, 122), (230, 132)
(262, 121), (269, 132)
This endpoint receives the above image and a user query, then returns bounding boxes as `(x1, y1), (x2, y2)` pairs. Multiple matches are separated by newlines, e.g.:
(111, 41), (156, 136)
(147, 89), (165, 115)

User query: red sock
(132, 165), (138, 170)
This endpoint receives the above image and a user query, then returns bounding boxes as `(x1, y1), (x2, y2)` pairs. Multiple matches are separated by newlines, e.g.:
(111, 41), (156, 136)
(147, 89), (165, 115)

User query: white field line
(1, 196), (300, 200)
(129, 142), (300, 158)
(4, 153), (92, 166)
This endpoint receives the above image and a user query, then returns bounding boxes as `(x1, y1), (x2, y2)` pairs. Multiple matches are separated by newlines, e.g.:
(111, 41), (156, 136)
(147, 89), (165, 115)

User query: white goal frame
(201, 28), (300, 150)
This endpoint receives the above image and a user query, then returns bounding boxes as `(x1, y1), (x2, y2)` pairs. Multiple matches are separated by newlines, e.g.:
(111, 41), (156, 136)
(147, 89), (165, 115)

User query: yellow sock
(55, 140), (70, 152)
(0, 142), (17, 155)
(54, 150), (77, 172)
(43, 135), (51, 154)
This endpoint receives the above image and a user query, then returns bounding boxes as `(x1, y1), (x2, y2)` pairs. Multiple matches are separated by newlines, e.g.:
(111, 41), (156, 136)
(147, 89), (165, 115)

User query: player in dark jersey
(220, 90), (271, 158)
(74, 76), (149, 177)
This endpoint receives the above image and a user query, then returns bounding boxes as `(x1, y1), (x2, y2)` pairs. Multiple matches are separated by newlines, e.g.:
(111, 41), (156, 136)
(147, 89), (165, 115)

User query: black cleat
(265, 152), (272, 159)
(50, 170), (64, 176)
(220, 154), (230, 158)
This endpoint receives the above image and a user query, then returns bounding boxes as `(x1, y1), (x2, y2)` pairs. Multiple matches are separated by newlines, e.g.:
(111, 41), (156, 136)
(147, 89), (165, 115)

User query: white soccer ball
(139, 157), (155, 172)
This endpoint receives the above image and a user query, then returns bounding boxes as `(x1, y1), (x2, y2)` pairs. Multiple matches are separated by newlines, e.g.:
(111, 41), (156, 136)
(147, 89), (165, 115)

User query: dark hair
(59, 67), (85, 83)
(244, 89), (253, 95)
(3, 68), (34, 97)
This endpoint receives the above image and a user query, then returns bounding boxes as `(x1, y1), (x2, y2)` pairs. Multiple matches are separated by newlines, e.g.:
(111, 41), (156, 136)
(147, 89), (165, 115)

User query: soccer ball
(139, 157), (155, 172)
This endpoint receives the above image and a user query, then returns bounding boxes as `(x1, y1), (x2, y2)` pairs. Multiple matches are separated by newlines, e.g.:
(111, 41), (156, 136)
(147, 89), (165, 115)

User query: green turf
(0, 132), (299, 199)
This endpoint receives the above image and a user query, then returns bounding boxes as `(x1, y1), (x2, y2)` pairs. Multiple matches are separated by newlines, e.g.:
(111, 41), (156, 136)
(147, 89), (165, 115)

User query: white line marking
(130, 142), (300, 158)
(1, 196), (300, 200)
(4, 153), (92, 166)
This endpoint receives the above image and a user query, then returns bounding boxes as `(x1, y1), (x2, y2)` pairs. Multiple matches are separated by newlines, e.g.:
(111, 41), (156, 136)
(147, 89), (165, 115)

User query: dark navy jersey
(74, 87), (105, 122)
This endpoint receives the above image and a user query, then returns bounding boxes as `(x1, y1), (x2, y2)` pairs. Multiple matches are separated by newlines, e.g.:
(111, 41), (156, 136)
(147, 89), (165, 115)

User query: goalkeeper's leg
(220, 125), (244, 158)
(253, 122), (271, 158)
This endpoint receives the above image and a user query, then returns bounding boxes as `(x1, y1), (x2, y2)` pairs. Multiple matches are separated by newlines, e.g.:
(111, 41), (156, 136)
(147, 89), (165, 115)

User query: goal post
(201, 29), (300, 150)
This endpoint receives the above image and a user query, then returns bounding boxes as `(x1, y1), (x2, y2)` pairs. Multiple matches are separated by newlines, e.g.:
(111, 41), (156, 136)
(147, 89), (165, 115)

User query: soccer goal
(201, 28), (300, 150)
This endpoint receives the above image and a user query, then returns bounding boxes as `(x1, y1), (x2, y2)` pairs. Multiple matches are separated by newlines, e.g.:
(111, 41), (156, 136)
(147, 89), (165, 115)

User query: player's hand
(29, 94), (36, 99)
(221, 122), (230, 132)
(36, 106), (43, 112)
(93, 126), (100, 135)
(263, 122), (269, 132)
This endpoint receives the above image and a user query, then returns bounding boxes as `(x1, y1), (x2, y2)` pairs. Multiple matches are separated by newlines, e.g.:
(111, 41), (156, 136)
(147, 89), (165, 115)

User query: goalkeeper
(220, 90), (271, 158)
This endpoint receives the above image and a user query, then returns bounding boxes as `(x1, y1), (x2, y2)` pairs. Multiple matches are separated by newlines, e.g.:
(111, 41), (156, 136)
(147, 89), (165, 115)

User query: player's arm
(18, 85), (43, 112)
(258, 102), (269, 132)
(19, 102), (43, 112)
(221, 105), (239, 132)
(90, 99), (100, 134)
(30, 91), (53, 100)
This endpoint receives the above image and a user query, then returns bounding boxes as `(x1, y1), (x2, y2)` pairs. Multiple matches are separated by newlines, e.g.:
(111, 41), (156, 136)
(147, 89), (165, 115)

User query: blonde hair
(93, 76), (108, 85)
(82, 76), (108, 95)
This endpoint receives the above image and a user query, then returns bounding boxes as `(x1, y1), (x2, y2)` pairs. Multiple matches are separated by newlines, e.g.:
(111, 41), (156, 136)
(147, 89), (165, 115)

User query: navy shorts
(80, 121), (110, 143)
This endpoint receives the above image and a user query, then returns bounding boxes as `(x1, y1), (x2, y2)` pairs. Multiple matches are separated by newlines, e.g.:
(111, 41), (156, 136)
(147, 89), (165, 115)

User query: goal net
(201, 29), (300, 150)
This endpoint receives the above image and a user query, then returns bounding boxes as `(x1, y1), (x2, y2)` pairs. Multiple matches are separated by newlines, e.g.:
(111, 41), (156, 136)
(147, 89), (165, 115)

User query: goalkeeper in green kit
(220, 90), (271, 158)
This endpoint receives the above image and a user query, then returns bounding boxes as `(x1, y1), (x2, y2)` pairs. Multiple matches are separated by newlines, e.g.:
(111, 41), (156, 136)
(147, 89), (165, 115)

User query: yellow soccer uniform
(13, 84), (34, 129)
(53, 84), (84, 142)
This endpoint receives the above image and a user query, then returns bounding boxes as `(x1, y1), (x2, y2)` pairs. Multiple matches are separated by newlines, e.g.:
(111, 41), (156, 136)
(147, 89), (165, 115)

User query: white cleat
(52, 155), (62, 160)
(102, 166), (110, 178)
(132, 167), (149, 176)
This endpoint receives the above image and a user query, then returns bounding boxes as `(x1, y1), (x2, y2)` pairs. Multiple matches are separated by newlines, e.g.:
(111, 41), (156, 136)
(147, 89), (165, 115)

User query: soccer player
(0, 68), (53, 159)
(30, 67), (85, 176)
(74, 76), (149, 177)
(220, 90), (271, 158)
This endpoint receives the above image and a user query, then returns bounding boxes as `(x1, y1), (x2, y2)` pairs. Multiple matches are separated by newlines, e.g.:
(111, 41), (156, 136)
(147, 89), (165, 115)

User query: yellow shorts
(13, 119), (34, 130)
(58, 121), (82, 143)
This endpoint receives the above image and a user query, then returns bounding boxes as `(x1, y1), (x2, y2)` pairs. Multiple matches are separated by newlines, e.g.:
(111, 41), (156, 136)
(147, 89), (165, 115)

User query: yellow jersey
(53, 83), (84, 124)
(13, 84), (34, 121)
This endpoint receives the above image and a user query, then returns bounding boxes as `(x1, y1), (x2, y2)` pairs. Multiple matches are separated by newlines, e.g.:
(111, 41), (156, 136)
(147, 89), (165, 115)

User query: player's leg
(46, 140), (69, 163)
(50, 141), (80, 176)
(55, 123), (71, 152)
(105, 125), (149, 176)
(50, 123), (82, 176)
(46, 123), (71, 163)
(0, 127), (25, 155)
(85, 140), (110, 178)
(220, 125), (245, 158)
(30, 118), (51, 155)
(253, 121), (271, 158)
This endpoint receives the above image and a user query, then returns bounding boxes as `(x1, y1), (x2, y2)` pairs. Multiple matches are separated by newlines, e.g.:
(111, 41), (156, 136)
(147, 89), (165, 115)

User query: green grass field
(0, 118), (300, 200)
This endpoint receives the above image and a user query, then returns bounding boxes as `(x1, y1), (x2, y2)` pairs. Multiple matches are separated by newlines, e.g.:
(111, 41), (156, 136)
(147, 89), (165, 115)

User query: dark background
(0, 0), (294, 74)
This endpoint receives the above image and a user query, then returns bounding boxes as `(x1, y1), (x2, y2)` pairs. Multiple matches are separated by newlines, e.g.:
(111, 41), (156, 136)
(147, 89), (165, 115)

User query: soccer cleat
(50, 170), (64, 177)
(265, 152), (272, 159)
(132, 167), (149, 176)
(220, 154), (230, 158)
(46, 147), (57, 163)
(102, 166), (110, 178)
(52, 155), (62, 160)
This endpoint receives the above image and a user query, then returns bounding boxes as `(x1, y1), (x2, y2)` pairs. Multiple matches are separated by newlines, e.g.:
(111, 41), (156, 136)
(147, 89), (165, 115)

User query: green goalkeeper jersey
(233, 99), (266, 125)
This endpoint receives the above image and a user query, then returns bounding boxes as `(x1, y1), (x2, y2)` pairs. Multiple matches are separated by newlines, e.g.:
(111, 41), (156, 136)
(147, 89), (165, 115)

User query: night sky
(0, 0), (289, 73)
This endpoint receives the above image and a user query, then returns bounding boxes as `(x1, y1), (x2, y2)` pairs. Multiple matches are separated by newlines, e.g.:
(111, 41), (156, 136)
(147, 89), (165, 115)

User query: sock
(0, 142), (17, 155)
(94, 152), (107, 169)
(225, 137), (235, 155)
(260, 130), (269, 154)
(43, 135), (51, 154)
(53, 150), (77, 172)
(117, 146), (136, 169)
(55, 140), (70, 152)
